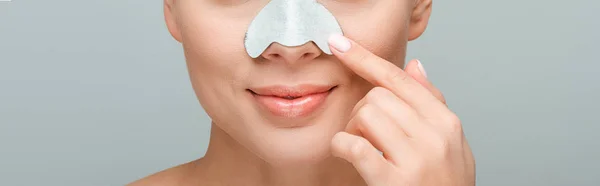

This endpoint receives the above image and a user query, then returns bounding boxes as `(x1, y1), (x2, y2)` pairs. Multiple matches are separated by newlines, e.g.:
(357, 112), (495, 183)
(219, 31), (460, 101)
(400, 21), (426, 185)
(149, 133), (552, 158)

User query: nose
(260, 42), (322, 64)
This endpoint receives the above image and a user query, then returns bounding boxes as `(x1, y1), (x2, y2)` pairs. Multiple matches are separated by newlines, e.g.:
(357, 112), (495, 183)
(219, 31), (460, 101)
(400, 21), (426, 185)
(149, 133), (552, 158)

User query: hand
(328, 34), (475, 186)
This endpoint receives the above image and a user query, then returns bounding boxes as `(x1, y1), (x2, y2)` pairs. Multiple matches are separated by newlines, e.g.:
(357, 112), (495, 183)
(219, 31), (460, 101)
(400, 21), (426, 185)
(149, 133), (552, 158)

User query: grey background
(0, 0), (598, 185)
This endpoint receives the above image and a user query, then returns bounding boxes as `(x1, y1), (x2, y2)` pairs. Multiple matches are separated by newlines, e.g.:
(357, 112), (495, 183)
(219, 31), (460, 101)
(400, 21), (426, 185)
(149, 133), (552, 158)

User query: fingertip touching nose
(244, 0), (343, 59)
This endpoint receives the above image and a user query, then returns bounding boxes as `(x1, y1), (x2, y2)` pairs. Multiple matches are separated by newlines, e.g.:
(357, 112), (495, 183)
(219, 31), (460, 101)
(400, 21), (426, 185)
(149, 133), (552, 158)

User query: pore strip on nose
(244, 0), (344, 58)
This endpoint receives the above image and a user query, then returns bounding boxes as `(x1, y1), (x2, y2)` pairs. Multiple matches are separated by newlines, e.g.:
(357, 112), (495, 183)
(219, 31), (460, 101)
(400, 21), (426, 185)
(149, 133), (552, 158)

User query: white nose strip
(244, 0), (344, 58)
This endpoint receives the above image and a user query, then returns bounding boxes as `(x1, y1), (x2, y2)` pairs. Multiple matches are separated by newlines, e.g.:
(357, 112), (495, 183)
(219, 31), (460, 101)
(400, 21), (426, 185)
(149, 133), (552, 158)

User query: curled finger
(331, 132), (392, 186)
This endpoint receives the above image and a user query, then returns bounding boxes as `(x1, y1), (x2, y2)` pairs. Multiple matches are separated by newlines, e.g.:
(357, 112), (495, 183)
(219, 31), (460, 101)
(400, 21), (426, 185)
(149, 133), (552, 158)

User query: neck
(193, 122), (366, 186)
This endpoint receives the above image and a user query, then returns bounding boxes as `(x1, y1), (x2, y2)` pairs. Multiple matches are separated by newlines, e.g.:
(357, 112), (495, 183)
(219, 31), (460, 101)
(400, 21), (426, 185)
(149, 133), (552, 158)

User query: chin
(252, 120), (343, 167)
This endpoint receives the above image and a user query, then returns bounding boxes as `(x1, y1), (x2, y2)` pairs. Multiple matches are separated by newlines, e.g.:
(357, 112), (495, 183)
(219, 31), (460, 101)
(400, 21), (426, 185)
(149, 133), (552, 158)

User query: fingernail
(328, 34), (351, 53)
(417, 59), (428, 78)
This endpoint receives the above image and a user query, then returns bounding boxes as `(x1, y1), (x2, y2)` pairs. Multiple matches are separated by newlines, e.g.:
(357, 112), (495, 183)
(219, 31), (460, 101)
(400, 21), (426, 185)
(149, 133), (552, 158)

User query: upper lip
(248, 84), (337, 98)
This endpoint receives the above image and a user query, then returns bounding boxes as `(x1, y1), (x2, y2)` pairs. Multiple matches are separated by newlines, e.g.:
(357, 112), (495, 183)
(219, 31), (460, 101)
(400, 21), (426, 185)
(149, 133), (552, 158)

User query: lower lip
(250, 88), (334, 118)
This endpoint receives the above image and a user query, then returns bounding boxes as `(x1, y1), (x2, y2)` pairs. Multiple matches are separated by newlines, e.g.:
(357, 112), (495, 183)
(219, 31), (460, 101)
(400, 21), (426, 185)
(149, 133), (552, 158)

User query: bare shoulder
(127, 160), (198, 186)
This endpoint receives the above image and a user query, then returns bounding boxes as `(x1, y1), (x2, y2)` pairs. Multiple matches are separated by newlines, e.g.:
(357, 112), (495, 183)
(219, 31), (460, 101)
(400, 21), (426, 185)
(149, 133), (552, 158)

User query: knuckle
(350, 137), (371, 161)
(350, 98), (365, 116)
(441, 113), (463, 134)
(364, 89), (379, 103)
(356, 104), (375, 121)
(436, 138), (452, 158)
(365, 87), (389, 103)
(354, 105), (375, 130)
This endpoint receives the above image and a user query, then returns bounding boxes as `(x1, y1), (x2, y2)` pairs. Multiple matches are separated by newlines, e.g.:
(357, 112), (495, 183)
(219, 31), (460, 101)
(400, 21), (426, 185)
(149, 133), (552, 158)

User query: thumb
(404, 59), (447, 105)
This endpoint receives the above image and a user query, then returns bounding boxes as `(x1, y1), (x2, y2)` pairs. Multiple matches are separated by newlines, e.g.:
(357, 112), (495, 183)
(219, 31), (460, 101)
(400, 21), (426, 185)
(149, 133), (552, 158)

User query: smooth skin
(129, 0), (475, 185)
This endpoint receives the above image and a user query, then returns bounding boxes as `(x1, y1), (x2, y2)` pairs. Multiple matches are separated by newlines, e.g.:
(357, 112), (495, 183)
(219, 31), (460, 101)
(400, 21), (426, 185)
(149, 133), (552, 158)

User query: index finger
(327, 34), (446, 115)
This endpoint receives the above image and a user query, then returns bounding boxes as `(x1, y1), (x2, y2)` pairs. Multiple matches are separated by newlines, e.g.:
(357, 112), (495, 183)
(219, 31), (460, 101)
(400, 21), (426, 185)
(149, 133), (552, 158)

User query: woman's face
(165, 0), (426, 165)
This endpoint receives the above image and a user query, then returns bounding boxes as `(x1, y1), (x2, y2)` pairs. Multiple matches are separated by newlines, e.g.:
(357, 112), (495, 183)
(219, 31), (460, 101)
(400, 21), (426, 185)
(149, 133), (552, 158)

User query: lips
(249, 84), (336, 98)
(248, 84), (337, 119)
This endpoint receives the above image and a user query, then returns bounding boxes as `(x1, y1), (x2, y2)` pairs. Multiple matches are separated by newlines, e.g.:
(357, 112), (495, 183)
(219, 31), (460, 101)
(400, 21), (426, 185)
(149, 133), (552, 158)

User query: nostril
(269, 54), (281, 59)
(302, 53), (315, 60)
(301, 53), (310, 59)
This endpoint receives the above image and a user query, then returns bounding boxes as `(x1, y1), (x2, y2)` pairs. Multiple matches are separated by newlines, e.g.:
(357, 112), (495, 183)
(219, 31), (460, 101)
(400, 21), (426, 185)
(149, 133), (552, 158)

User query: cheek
(325, 0), (411, 64)
(176, 4), (260, 120)
(178, 5), (256, 85)
(176, 0), (267, 67)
